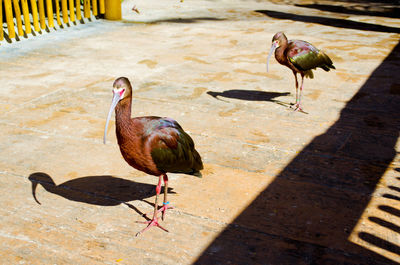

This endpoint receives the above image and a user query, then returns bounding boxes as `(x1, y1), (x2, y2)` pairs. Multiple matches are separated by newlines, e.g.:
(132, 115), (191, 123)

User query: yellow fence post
(4, 0), (15, 38)
(30, 0), (40, 32)
(69, 0), (75, 22)
(21, 0), (32, 34)
(45, 0), (54, 28)
(99, 0), (105, 14)
(83, 0), (90, 18)
(12, 0), (24, 36)
(61, 0), (68, 23)
(92, 0), (97, 16)
(38, 0), (46, 29)
(75, 0), (81, 20)
(0, 0), (3, 41)
(104, 0), (121, 20)
(54, 0), (62, 26)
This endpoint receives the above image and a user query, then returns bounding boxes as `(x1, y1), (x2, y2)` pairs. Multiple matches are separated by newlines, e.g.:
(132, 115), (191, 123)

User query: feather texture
(287, 40), (335, 74)
(146, 118), (203, 176)
(113, 94), (203, 177)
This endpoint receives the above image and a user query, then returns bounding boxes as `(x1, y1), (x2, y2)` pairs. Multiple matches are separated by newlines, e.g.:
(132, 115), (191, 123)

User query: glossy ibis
(267, 32), (335, 111)
(104, 77), (203, 236)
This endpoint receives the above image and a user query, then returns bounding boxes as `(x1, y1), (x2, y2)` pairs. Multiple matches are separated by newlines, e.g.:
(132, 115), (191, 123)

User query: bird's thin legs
(153, 174), (162, 217)
(295, 75), (305, 111)
(136, 175), (168, 236)
(160, 174), (174, 220)
(141, 174), (174, 221)
(291, 74), (306, 112)
(293, 72), (299, 105)
(163, 174), (168, 205)
(142, 173), (174, 220)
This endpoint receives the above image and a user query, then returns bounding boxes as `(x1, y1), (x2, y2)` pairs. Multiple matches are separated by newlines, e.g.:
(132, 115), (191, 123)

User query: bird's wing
(287, 40), (333, 71)
(147, 118), (203, 174)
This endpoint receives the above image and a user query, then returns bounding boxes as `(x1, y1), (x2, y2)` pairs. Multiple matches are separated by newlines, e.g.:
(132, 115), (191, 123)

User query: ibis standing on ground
(103, 77), (203, 236)
(267, 32), (335, 111)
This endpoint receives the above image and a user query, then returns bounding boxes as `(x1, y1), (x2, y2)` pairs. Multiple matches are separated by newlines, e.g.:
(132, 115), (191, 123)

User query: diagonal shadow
(28, 172), (175, 216)
(195, 42), (400, 264)
(255, 10), (400, 33)
(207, 90), (290, 102)
(295, 3), (400, 19)
(123, 17), (224, 25)
(378, 205), (400, 218)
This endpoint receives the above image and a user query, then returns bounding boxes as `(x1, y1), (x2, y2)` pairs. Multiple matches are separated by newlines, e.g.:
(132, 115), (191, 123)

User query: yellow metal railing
(0, 0), (120, 42)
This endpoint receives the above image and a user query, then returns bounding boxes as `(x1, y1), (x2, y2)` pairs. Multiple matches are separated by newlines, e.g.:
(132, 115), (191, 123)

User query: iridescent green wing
(149, 118), (203, 175)
(287, 40), (334, 72)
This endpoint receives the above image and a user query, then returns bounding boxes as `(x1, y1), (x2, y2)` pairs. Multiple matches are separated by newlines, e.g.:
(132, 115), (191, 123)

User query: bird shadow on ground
(207, 90), (291, 106)
(195, 42), (400, 263)
(255, 10), (400, 34)
(28, 172), (175, 218)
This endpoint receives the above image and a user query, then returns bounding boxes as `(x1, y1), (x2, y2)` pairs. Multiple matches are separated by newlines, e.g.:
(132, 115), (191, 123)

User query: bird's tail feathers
(190, 149), (203, 178)
(320, 51), (335, 71)
(192, 170), (203, 178)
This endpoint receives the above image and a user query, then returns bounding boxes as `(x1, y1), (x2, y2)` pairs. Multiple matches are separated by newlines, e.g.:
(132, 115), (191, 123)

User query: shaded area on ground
(195, 42), (400, 264)
(122, 17), (224, 25)
(256, 10), (400, 33)
(295, 3), (400, 19)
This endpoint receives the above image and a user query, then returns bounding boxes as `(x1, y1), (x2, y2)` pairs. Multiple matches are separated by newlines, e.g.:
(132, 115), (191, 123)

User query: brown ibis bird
(267, 32), (335, 111)
(104, 77), (203, 236)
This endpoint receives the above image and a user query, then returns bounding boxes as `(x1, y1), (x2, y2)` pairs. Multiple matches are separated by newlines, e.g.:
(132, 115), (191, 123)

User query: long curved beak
(31, 181), (41, 205)
(267, 42), (277, 72)
(103, 92), (121, 144)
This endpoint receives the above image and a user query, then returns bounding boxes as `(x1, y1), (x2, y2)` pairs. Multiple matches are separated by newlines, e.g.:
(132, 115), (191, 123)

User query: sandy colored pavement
(0, 0), (399, 264)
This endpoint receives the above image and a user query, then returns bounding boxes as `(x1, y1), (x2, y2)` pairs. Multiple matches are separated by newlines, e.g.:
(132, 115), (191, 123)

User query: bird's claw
(159, 204), (174, 221)
(135, 217), (169, 236)
(290, 103), (307, 113)
(293, 105), (302, 112)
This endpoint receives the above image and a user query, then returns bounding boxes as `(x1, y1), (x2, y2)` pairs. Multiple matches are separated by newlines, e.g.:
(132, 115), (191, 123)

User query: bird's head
(112, 77), (132, 100)
(104, 77), (132, 144)
(271, 32), (287, 48)
(267, 32), (287, 72)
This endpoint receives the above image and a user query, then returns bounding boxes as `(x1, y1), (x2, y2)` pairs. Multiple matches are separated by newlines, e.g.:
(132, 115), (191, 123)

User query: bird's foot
(290, 102), (300, 110)
(290, 103), (307, 113)
(159, 202), (174, 221)
(135, 217), (169, 236)
(293, 104), (302, 112)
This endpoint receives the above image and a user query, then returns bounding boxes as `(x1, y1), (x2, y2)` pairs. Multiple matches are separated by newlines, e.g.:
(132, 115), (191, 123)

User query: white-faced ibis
(267, 32), (335, 111)
(104, 77), (203, 236)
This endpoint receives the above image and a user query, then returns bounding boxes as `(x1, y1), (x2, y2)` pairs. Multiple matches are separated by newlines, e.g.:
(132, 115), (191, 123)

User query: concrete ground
(1, 0), (399, 264)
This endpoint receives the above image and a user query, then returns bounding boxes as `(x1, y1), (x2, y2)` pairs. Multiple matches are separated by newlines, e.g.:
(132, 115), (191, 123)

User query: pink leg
(136, 175), (168, 236)
(159, 174), (174, 220)
(294, 72), (299, 105)
(142, 174), (174, 220)
(294, 75), (305, 111)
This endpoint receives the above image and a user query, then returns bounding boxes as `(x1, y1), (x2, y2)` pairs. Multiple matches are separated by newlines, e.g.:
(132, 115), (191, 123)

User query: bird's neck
(114, 95), (142, 149)
(115, 96), (132, 129)
(275, 46), (287, 65)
